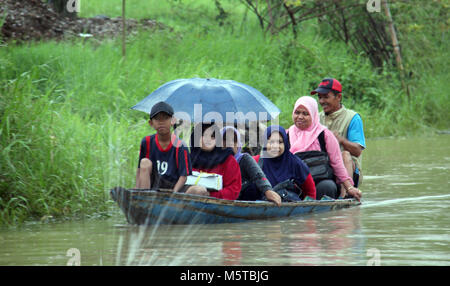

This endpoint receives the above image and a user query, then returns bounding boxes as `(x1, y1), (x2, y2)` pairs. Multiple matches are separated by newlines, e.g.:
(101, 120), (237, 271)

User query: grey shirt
(239, 153), (272, 194)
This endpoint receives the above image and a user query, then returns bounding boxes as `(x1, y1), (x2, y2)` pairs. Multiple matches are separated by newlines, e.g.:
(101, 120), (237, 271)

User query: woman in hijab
(222, 126), (281, 206)
(254, 125), (316, 200)
(288, 96), (362, 201)
(186, 123), (242, 200)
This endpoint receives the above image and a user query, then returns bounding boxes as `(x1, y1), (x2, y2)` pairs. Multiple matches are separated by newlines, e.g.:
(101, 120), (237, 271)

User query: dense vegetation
(0, 0), (448, 225)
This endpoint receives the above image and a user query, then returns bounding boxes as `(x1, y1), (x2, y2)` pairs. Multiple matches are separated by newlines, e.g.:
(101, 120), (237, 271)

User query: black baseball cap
(311, 78), (342, 95)
(150, 101), (174, 119)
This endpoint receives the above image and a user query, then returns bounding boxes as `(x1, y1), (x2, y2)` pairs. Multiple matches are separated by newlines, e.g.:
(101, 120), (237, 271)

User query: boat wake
(361, 194), (450, 208)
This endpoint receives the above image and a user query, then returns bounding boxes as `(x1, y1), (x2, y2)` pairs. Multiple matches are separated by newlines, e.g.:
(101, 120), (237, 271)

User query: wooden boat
(110, 187), (361, 225)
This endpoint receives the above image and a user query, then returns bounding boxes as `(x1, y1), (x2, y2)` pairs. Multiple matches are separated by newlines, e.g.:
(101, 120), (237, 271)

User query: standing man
(311, 78), (366, 189)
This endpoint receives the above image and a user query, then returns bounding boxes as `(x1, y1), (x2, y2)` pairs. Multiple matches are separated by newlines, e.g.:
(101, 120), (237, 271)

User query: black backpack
(294, 131), (335, 184)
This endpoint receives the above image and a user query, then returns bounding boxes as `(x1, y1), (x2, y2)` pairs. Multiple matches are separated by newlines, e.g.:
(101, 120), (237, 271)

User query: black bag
(295, 131), (335, 184)
(256, 159), (302, 202)
(272, 179), (302, 202)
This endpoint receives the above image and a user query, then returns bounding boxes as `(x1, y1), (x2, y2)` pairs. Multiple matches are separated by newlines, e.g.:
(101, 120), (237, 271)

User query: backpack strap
(318, 131), (327, 153)
(145, 135), (152, 159)
(173, 135), (182, 170)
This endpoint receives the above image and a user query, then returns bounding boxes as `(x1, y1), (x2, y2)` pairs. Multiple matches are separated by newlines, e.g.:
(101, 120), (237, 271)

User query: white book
(186, 171), (223, 191)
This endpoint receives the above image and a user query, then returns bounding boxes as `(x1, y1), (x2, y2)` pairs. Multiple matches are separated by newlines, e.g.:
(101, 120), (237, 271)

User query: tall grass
(0, 66), (142, 224)
(0, 0), (447, 225)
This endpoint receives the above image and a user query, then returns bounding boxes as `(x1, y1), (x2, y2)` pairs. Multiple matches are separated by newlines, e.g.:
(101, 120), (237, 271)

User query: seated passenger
(186, 123), (242, 200)
(288, 96), (362, 201)
(222, 126), (281, 206)
(135, 101), (192, 192)
(254, 125), (316, 201)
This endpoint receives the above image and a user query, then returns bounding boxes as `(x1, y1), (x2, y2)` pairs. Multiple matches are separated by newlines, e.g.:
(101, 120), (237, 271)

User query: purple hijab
(221, 126), (244, 163)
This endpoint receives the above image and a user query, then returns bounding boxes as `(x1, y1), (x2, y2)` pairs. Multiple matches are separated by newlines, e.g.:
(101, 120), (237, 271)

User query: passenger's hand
(347, 187), (362, 202)
(339, 188), (346, 199)
(186, 185), (209, 196)
(265, 190), (282, 207)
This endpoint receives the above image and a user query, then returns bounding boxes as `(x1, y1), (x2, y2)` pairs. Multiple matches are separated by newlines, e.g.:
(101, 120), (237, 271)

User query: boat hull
(110, 187), (360, 225)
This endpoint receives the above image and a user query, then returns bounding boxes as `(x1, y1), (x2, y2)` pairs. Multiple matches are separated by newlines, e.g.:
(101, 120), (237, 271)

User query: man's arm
(333, 131), (363, 157)
(333, 114), (365, 157)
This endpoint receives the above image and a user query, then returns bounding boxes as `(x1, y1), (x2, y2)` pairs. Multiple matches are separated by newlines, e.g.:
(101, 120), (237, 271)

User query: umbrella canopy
(131, 78), (280, 123)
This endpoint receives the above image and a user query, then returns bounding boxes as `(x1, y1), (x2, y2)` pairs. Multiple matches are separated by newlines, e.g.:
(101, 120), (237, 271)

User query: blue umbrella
(131, 78), (280, 123)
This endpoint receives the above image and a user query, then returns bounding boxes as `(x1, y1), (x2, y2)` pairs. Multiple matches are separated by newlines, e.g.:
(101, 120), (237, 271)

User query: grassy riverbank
(0, 0), (448, 225)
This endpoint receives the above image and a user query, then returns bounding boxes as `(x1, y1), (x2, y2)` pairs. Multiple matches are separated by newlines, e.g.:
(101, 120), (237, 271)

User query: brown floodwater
(0, 135), (449, 266)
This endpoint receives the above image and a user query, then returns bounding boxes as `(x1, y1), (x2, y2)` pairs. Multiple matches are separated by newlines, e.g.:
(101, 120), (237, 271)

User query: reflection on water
(113, 207), (363, 266)
(0, 209), (364, 266)
(0, 135), (449, 265)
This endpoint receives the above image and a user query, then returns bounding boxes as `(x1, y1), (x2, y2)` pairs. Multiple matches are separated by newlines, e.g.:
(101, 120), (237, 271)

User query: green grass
(0, 0), (448, 225)
(79, 0), (252, 33)
(0, 67), (140, 224)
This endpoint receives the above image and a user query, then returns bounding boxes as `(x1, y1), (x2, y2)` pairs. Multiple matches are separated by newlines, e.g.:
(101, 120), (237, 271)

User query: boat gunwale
(126, 188), (361, 208)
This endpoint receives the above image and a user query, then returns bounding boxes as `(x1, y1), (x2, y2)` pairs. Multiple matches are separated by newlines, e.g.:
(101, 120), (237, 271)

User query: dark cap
(310, 78), (342, 95)
(150, 101), (174, 119)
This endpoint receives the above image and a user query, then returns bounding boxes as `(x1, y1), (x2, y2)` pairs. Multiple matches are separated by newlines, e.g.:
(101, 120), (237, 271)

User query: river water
(1, 136), (449, 266)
